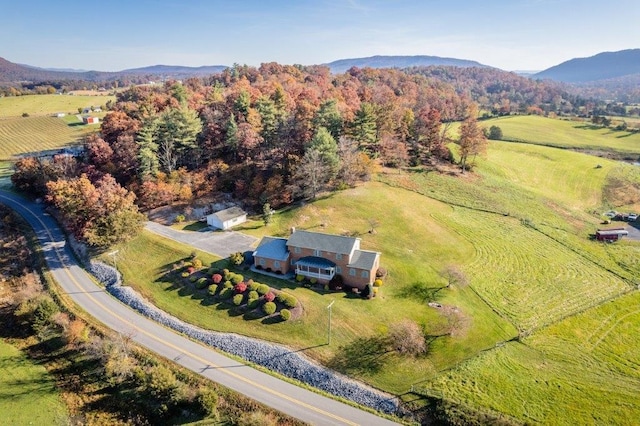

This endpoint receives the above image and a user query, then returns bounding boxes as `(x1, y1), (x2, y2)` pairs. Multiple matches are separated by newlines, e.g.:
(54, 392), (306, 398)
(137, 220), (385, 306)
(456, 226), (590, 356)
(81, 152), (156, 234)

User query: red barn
(82, 116), (99, 124)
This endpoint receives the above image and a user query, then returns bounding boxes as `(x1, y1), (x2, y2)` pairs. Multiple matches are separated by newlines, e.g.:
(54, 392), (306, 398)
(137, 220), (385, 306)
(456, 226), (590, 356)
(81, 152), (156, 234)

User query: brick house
(253, 229), (381, 289)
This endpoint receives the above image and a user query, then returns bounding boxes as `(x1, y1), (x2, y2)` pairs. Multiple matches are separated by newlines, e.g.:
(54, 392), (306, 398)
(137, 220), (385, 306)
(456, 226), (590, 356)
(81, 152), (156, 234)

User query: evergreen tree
(350, 102), (378, 155)
(309, 127), (339, 176)
(136, 119), (159, 178)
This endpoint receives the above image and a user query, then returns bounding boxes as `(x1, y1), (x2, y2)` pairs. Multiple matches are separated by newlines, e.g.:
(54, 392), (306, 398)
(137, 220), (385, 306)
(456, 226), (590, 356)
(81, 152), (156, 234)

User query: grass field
(481, 115), (640, 156)
(0, 94), (115, 118)
(423, 291), (640, 425)
(0, 339), (67, 424)
(0, 116), (96, 159)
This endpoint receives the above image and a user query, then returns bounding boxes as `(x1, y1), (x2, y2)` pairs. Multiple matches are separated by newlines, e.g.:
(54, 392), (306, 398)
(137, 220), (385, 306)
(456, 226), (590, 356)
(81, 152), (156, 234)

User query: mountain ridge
(324, 54), (488, 73)
(534, 49), (640, 83)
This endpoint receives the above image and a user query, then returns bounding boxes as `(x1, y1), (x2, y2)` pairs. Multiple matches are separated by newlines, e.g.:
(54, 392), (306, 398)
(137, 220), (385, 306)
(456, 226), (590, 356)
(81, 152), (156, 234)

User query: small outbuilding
(595, 228), (628, 242)
(206, 206), (247, 230)
(82, 116), (99, 124)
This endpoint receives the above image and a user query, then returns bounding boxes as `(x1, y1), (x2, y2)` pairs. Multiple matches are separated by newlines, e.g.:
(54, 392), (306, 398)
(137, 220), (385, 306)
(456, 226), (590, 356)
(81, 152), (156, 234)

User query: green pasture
(423, 291), (640, 425)
(0, 94), (114, 118)
(0, 339), (67, 424)
(480, 115), (640, 156)
(0, 116), (96, 159)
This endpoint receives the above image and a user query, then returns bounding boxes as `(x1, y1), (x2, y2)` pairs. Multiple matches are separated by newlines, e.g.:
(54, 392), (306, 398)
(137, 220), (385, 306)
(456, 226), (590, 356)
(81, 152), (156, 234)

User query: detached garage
(206, 207), (247, 230)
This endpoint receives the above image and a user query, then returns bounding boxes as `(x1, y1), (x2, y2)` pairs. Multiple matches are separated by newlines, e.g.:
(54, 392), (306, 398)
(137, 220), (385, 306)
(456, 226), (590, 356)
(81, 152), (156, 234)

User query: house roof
(208, 206), (246, 222)
(296, 256), (336, 269)
(347, 250), (380, 270)
(287, 230), (358, 255)
(596, 229), (628, 236)
(253, 237), (289, 261)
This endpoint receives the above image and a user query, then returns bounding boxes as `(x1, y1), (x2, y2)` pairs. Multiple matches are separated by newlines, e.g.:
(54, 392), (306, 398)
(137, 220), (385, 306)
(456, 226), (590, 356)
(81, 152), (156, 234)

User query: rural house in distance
(206, 206), (247, 230)
(253, 229), (381, 289)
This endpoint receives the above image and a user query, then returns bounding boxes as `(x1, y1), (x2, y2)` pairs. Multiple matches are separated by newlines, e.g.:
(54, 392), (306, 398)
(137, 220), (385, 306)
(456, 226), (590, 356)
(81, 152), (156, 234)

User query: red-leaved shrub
(212, 273), (223, 284)
(234, 282), (247, 293)
(264, 291), (275, 302)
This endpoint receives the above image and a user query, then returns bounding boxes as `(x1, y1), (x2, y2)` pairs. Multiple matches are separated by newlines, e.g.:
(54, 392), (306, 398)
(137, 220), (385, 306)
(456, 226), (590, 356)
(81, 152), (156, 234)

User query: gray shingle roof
(347, 250), (379, 270)
(287, 230), (358, 255)
(210, 206), (246, 222)
(253, 237), (289, 261)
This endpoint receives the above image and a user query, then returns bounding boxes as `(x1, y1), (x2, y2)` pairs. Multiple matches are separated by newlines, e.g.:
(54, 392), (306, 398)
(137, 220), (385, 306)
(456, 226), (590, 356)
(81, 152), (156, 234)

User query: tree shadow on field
(398, 281), (447, 303)
(328, 336), (392, 375)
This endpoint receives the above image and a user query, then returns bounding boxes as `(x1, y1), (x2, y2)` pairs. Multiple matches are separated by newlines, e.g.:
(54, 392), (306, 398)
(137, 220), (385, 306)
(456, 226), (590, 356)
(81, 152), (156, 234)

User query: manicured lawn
(0, 339), (67, 424)
(0, 116), (95, 159)
(115, 182), (516, 393)
(0, 94), (115, 118)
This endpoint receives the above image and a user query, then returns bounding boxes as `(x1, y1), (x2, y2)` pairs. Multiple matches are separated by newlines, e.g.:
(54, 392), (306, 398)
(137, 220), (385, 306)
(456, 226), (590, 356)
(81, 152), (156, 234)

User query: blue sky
(3, 0), (638, 71)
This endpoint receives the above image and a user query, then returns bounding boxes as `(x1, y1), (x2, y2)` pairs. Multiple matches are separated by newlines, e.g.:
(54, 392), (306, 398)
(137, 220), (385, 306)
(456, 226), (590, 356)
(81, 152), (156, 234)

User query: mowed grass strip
(424, 291), (640, 425)
(0, 340), (67, 424)
(0, 116), (95, 159)
(483, 115), (640, 154)
(0, 94), (115, 118)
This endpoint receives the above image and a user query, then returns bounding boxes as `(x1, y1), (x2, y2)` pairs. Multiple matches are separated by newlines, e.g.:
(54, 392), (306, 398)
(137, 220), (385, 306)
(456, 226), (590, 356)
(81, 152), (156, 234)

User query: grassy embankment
(0, 340), (67, 424)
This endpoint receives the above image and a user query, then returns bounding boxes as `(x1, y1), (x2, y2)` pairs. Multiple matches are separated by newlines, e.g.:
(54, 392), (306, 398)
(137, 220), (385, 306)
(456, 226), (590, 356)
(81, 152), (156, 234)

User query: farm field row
(424, 291), (640, 425)
(0, 339), (67, 424)
(0, 116), (96, 159)
(0, 94), (114, 118)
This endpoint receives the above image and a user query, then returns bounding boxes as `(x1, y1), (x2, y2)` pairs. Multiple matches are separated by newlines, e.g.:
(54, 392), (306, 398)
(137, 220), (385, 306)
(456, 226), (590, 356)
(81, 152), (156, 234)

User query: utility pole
(326, 300), (335, 345)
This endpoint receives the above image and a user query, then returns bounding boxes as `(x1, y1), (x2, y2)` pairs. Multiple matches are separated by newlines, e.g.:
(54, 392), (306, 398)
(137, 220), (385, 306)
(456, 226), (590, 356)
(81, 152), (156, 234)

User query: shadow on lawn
(398, 281), (447, 303)
(328, 335), (392, 375)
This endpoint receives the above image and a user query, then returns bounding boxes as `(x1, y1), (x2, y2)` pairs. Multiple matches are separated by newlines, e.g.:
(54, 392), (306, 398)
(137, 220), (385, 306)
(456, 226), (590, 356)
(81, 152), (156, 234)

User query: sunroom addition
(295, 256), (336, 281)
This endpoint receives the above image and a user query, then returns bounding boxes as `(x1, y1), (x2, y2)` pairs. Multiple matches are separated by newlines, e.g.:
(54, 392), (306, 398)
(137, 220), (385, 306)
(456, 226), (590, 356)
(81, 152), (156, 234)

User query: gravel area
(88, 260), (399, 414)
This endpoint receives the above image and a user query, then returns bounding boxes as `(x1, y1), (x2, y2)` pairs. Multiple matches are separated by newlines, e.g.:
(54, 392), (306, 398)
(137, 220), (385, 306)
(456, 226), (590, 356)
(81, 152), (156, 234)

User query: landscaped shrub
(232, 294), (244, 306)
(196, 277), (209, 289)
(223, 281), (233, 288)
(257, 284), (270, 295)
(229, 252), (244, 266)
(310, 277), (318, 285)
(192, 258), (203, 270)
(264, 292), (275, 302)
(181, 272), (189, 278)
(280, 309), (291, 321)
(248, 291), (259, 300)
(208, 284), (218, 296)
(212, 274), (223, 284)
(175, 214), (186, 223)
(329, 274), (343, 290)
(248, 281), (260, 292)
(276, 293), (298, 308)
(374, 279), (383, 287)
(262, 302), (276, 315)
(222, 269), (231, 280)
(247, 297), (260, 309)
(296, 274), (304, 282)
(189, 276), (198, 283)
(219, 287), (234, 300)
(376, 267), (387, 278)
(230, 273), (244, 285)
(187, 266), (196, 275)
(234, 282), (247, 293)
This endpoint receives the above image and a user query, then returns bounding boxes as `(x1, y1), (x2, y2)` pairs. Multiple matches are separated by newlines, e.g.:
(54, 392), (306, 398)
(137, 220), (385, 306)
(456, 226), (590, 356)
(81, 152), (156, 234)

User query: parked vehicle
(628, 213), (638, 221)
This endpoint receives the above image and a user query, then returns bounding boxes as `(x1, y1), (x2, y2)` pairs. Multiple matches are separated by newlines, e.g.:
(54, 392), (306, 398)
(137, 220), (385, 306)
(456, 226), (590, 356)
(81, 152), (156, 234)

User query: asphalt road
(0, 190), (398, 426)
(145, 221), (258, 258)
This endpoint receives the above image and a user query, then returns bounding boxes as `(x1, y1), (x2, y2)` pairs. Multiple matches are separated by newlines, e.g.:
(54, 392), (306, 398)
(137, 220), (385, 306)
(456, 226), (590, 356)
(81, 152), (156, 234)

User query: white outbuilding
(206, 206), (247, 230)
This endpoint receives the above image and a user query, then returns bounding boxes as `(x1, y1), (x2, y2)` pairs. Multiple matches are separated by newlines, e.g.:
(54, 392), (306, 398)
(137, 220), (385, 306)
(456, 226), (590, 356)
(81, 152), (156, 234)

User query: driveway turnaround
(0, 191), (398, 426)
(145, 221), (257, 258)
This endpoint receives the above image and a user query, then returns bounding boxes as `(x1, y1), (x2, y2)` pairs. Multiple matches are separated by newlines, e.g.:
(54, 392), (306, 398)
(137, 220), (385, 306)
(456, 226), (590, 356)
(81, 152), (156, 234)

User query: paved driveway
(145, 221), (258, 258)
(625, 223), (640, 241)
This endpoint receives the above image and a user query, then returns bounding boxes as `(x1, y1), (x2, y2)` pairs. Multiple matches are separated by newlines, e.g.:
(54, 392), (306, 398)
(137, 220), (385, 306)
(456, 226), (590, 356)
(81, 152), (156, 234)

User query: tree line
(13, 63), (532, 247)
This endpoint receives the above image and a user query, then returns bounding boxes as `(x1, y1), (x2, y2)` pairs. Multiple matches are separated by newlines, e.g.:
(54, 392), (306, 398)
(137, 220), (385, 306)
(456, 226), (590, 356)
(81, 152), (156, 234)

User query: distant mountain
(324, 55), (488, 73)
(534, 49), (640, 83)
(0, 57), (228, 84)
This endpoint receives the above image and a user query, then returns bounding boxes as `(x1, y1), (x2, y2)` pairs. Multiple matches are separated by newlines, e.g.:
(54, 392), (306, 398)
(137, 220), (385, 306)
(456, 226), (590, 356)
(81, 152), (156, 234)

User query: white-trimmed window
(349, 268), (356, 276)
(336, 253), (342, 260)
(361, 270), (369, 278)
(274, 261), (280, 268)
(294, 247), (301, 254)
(314, 249), (322, 256)
(336, 266), (342, 274)
(259, 258), (266, 266)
